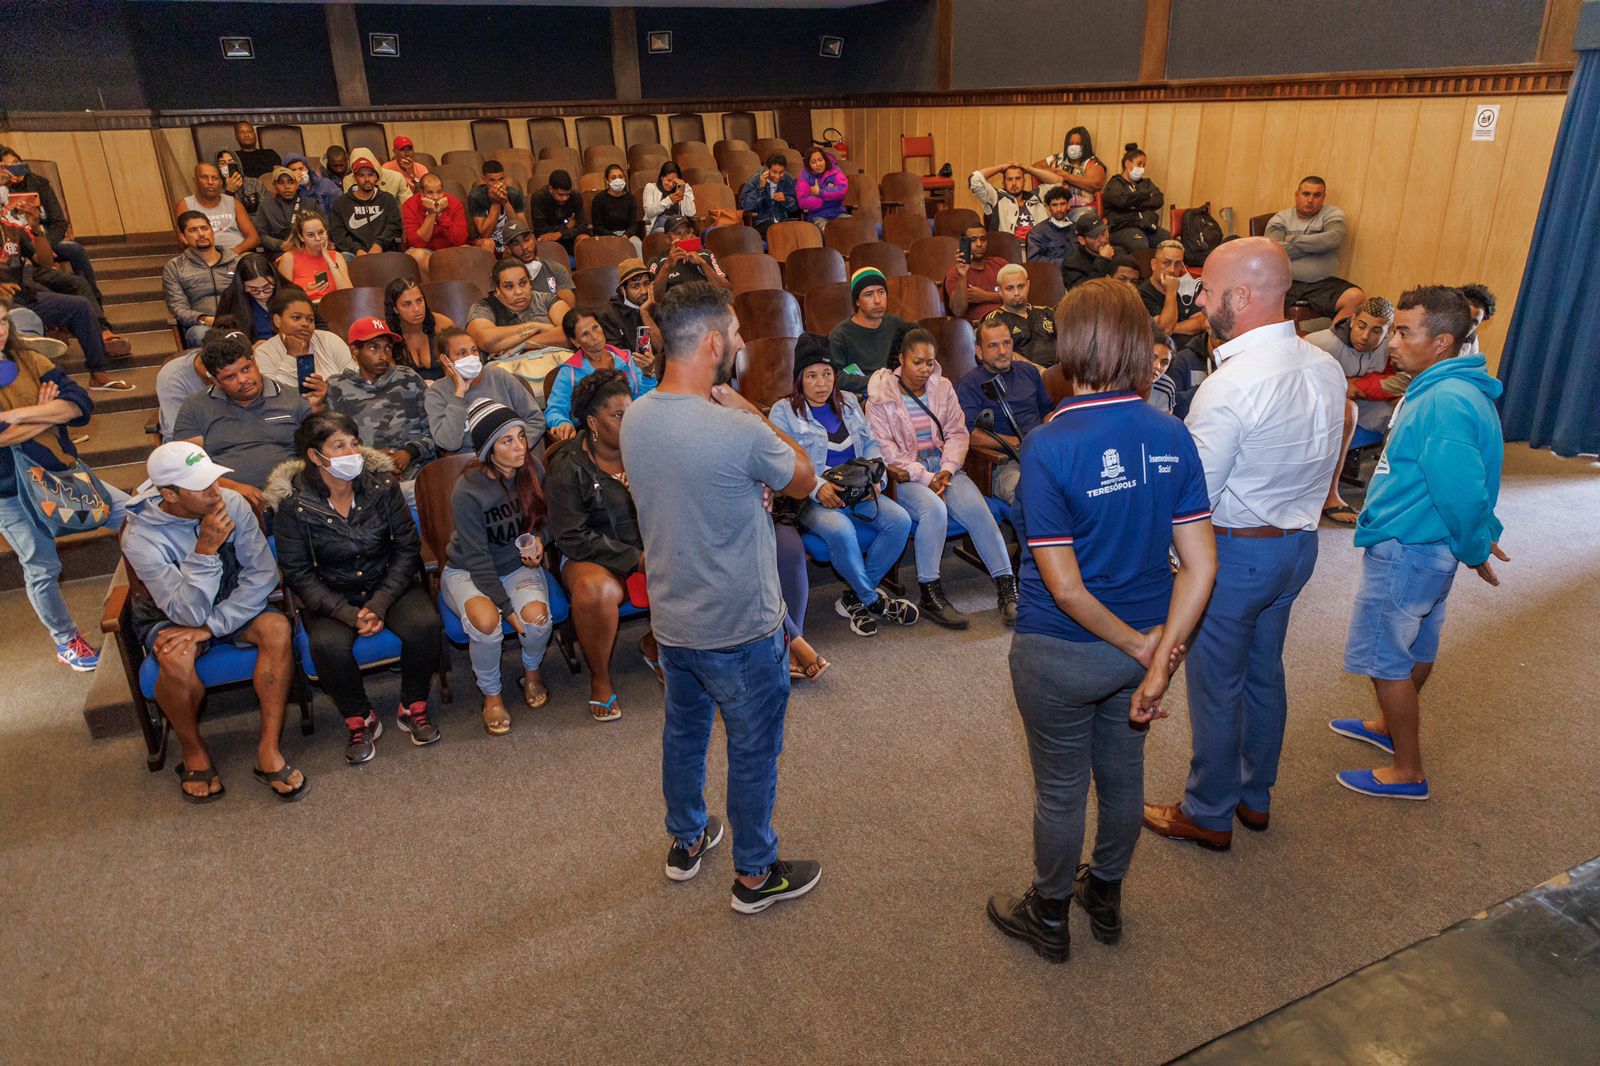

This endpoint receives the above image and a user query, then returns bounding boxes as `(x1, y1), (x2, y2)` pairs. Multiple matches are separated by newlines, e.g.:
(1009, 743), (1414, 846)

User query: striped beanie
(850, 266), (888, 305)
(466, 397), (526, 461)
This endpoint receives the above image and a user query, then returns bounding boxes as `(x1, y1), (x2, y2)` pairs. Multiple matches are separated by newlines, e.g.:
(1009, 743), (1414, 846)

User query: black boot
(995, 574), (1018, 627)
(1072, 863), (1123, 945)
(918, 580), (969, 630)
(987, 886), (1069, 963)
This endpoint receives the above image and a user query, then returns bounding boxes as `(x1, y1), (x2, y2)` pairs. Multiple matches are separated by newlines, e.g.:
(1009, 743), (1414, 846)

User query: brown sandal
(482, 698), (512, 735)
(522, 673), (549, 709)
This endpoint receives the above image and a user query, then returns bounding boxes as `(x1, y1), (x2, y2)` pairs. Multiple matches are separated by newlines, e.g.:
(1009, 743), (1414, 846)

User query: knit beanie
(791, 332), (833, 381)
(466, 397), (526, 462)
(850, 267), (887, 306)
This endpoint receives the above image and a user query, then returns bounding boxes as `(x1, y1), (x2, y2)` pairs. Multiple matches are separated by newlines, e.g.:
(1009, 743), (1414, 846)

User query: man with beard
(1023, 186), (1077, 266)
(968, 161), (1060, 239)
(325, 317), (437, 503)
(983, 264), (1056, 367)
(330, 153), (404, 255)
(232, 122), (281, 179)
(1142, 237), (1344, 852)
(619, 281), (822, 915)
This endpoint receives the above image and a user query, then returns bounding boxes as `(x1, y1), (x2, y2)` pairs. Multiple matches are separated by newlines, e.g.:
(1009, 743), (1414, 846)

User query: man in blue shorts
(1333, 286), (1508, 801)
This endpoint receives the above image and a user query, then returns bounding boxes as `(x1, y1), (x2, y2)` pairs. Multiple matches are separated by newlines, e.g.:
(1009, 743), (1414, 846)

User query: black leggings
(301, 584), (441, 716)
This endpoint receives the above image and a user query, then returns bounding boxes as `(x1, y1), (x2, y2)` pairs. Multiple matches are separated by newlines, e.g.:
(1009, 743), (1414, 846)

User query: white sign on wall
(1473, 104), (1501, 142)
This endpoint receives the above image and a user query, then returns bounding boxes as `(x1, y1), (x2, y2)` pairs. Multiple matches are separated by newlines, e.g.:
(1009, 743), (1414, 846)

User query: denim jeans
(1182, 531), (1318, 831)
(440, 565), (551, 696)
(184, 323), (211, 349)
(29, 292), (108, 373)
(896, 471), (1013, 583)
(1010, 632), (1150, 897)
(0, 483), (130, 645)
(799, 494), (911, 605)
(774, 522), (808, 638)
(52, 241), (102, 303)
(660, 625), (789, 877)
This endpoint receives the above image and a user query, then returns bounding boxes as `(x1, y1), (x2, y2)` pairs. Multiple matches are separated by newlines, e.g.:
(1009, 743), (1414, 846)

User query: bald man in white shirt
(1143, 237), (1345, 851)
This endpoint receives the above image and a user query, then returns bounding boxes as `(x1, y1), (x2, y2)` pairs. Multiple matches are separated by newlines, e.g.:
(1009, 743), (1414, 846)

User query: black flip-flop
(252, 764), (311, 803)
(175, 761), (224, 804)
(1322, 505), (1359, 526)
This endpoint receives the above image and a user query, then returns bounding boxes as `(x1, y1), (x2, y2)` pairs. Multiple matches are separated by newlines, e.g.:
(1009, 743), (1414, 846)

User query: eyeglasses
(243, 283), (275, 297)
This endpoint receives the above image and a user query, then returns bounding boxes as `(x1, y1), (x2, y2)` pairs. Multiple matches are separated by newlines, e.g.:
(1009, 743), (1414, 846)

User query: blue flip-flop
(1329, 718), (1395, 755)
(1336, 769), (1429, 801)
(589, 694), (622, 722)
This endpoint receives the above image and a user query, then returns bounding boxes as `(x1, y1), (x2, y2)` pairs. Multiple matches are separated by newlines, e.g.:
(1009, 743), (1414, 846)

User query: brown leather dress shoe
(1142, 802), (1232, 851)
(1235, 803), (1269, 832)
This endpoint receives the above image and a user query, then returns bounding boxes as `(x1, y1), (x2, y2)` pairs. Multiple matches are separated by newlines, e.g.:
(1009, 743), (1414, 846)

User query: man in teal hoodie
(1332, 286), (1509, 801)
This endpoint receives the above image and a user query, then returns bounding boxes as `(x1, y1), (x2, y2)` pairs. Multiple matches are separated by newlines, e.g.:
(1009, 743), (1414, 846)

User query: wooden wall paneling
(1323, 99), (1380, 228)
(1192, 103), (1236, 208)
(99, 130), (173, 235)
(1478, 93), (1564, 358)
(1346, 99), (1422, 298)
(1287, 101), (1340, 199)
(1254, 102), (1302, 217)
(1436, 98), (1517, 288)
(1386, 98), (1465, 289)
(9, 132), (122, 237)
(1142, 103), (1176, 197)
(1164, 103), (1203, 208)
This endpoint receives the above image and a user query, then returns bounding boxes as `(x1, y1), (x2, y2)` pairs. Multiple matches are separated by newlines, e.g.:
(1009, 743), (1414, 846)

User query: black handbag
(822, 456), (885, 508)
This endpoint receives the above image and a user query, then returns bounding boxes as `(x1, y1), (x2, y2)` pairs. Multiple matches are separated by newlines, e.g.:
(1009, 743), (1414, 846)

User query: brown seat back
(734, 289), (803, 341)
(704, 224), (763, 260)
(803, 281), (853, 335)
(574, 117), (616, 153)
(907, 235), (959, 286)
(848, 241), (909, 279)
(347, 251), (420, 291)
(721, 112), (758, 146)
(933, 208), (982, 239)
(822, 216), (877, 258)
(527, 117), (569, 154)
(471, 119), (512, 155)
(420, 279), (483, 328)
(736, 337), (797, 411)
(883, 209), (929, 251)
(782, 246), (847, 299)
(342, 122), (389, 163)
(583, 145), (628, 176)
(573, 266), (620, 310)
(425, 246), (495, 293)
(887, 274), (944, 322)
(1023, 261), (1065, 311)
(414, 453), (476, 580)
(987, 231), (1024, 265)
(721, 252), (783, 296)
(920, 316), (977, 382)
(668, 114), (707, 145)
(765, 220), (823, 264)
(575, 236), (637, 272)
(621, 115), (661, 149)
(317, 287), (386, 345)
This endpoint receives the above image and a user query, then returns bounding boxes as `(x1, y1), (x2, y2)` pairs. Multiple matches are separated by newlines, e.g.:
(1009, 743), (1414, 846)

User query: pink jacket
(864, 364), (967, 485)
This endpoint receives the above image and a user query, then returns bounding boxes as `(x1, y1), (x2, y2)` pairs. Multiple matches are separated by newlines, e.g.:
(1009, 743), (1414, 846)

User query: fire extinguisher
(817, 127), (849, 162)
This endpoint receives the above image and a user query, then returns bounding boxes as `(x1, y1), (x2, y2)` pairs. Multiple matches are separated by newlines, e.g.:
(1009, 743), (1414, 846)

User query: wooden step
(92, 253), (173, 279)
(69, 365), (162, 414)
(73, 409), (162, 467)
(99, 276), (164, 302)
(106, 300), (170, 333)
(56, 329), (177, 374)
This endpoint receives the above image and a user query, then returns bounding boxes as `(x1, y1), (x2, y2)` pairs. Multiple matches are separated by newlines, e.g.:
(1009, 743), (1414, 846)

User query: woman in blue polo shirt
(986, 279), (1218, 965)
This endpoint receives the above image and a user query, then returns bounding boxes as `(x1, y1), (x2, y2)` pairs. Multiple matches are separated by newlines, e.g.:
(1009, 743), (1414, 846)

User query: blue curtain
(1498, 47), (1600, 456)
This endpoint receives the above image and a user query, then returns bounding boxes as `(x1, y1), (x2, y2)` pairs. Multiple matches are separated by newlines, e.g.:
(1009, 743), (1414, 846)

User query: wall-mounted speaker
(647, 31), (673, 54)
(819, 36), (844, 60)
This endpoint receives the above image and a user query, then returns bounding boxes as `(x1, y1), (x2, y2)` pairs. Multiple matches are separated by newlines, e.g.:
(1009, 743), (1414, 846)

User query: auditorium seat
(804, 282), (853, 335)
(575, 116), (616, 153)
(753, 138), (788, 160)
(672, 140), (713, 168)
(987, 231), (1024, 265)
(736, 337), (796, 410)
(691, 183), (737, 218)
(907, 236), (959, 285)
(537, 146), (582, 179)
(844, 178), (883, 225)
(576, 236), (636, 271)
(439, 151), (483, 173)
(901, 134), (954, 202)
(849, 241), (909, 279)
(421, 280), (482, 327)
(714, 139), (751, 168)
(471, 119), (512, 156)
(502, 162), (532, 192)
(778, 148), (803, 176)
(348, 251), (420, 290)
(411, 152), (438, 170)
(823, 216), (878, 258)
(721, 253), (783, 296)
(258, 124), (305, 161)
(642, 232), (671, 262)
(492, 148), (536, 173)
(765, 220), (823, 264)
(920, 316), (977, 381)
(342, 123), (389, 163)
(879, 172), (927, 215)
(191, 122), (238, 167)
(527, 116), (569, 154)
(439, 179), (470, 205)
(669, 114), (707, 145)
(1043, 362), (1071, 406)
(1023, 261), (1066, 310)
(319, 287), (386, 343)
(887, 274), (944, 322)
(579, 172), (605, 194)
(629, 171), (657, 201)
(432, 162), (477, 187)
(574, 266), (620, 310)
(1132, 248), (1156, 279)
(1249, 212), (1273, 237)
(628, 143), (669, 171)
(884, 209), (930, 251)
(583, 145), (627, 176)
(734, 289), (803, 341)
(721, 112), (758, 147)
(721, 151), (763, 187)
(426, 246), (495, 292)
(537, 241), (570, 266)
(704, 225), (763, 260)
(684, 167), (724, 187)
(782, 247), (847, 299)
(621, 115), (662, 149)
(933, 208), (982, 239)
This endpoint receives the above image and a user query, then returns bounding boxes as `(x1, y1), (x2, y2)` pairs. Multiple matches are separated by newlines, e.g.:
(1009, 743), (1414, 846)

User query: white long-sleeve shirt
(968, 171), (1056, 233)
(1184, 320), (1345, 531)
(642, 182), (697, 232)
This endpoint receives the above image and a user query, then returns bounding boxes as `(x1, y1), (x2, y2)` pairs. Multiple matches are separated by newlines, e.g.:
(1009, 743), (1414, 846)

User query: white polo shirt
(1184, 320), (1345, 531)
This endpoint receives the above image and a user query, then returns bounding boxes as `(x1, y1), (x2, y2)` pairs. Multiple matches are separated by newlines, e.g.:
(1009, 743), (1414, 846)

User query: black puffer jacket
(1101, 175), (1165, 232)
(264, 449), (422, 625)
(544, 435), (642, 576)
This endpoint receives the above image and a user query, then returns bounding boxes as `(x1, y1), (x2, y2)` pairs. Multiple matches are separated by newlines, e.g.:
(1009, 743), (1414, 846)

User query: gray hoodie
(423, 364), (545, 454)
(121, 486), (278, 639)
(161, 246), (241, 331)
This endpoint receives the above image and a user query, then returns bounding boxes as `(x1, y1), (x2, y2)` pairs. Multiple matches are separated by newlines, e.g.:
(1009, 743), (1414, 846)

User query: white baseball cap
(142, 441), (233, 492)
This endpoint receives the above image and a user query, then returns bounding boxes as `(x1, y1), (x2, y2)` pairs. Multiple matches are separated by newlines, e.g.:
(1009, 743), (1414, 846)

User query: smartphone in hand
(958, 235), (973, 263)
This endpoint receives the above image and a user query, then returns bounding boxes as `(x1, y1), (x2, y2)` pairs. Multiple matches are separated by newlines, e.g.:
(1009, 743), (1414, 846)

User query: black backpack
(1180, 202), (1224, 268)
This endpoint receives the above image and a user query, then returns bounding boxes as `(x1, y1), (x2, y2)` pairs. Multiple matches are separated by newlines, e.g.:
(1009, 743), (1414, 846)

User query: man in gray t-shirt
(620, 282), (823, 914)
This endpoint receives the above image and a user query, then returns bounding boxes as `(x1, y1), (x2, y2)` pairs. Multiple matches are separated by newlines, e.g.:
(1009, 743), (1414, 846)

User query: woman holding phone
(252, 287), (355, 407)
(544, 308), (657, 443)
(442, 397), (554, 733)
(274, 211), (350, 304)
(642, 161), (697, 234)
(986, 279), (1217, 965)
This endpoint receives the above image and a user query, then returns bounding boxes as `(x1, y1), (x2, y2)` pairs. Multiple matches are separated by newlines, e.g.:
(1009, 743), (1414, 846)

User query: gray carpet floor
(3, 446), (1597, 1065)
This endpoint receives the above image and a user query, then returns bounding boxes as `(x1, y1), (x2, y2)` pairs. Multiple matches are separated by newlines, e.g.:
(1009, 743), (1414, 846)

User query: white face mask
(319, 450), (365, 481)
(1129, 166), (1146, 182)
(453, 354), (483, 380)
(608, 178), (626, 193)
(1065, 145), (1084, 162)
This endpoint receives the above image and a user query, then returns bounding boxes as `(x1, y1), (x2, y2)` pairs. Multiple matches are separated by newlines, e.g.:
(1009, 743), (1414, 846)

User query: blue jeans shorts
(1343, 539), (1457, 681)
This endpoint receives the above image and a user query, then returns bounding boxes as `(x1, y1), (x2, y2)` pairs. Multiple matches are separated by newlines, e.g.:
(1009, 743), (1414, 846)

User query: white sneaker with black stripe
(834, 590), (878, 636)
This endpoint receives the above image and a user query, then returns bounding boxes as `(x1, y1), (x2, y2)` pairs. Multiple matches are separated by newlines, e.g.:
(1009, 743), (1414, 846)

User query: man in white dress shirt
(1143, 237), (1346, 851)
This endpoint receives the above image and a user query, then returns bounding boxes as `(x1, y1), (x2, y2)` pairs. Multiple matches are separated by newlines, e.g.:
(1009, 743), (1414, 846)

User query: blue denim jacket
(768, 390), (882, 502)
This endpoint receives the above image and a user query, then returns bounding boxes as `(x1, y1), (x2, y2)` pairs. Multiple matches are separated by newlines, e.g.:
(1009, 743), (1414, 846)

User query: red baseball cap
(347, 317), (400, 344)
(393, 135), (414, 150)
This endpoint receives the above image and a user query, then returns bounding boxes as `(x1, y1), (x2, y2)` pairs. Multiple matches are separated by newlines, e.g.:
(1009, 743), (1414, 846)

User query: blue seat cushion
(801, 523), (881, 566)
(293, 624), (403, 680)
(138, 640), (258, 700)
(1350, 426), (1384, 450)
